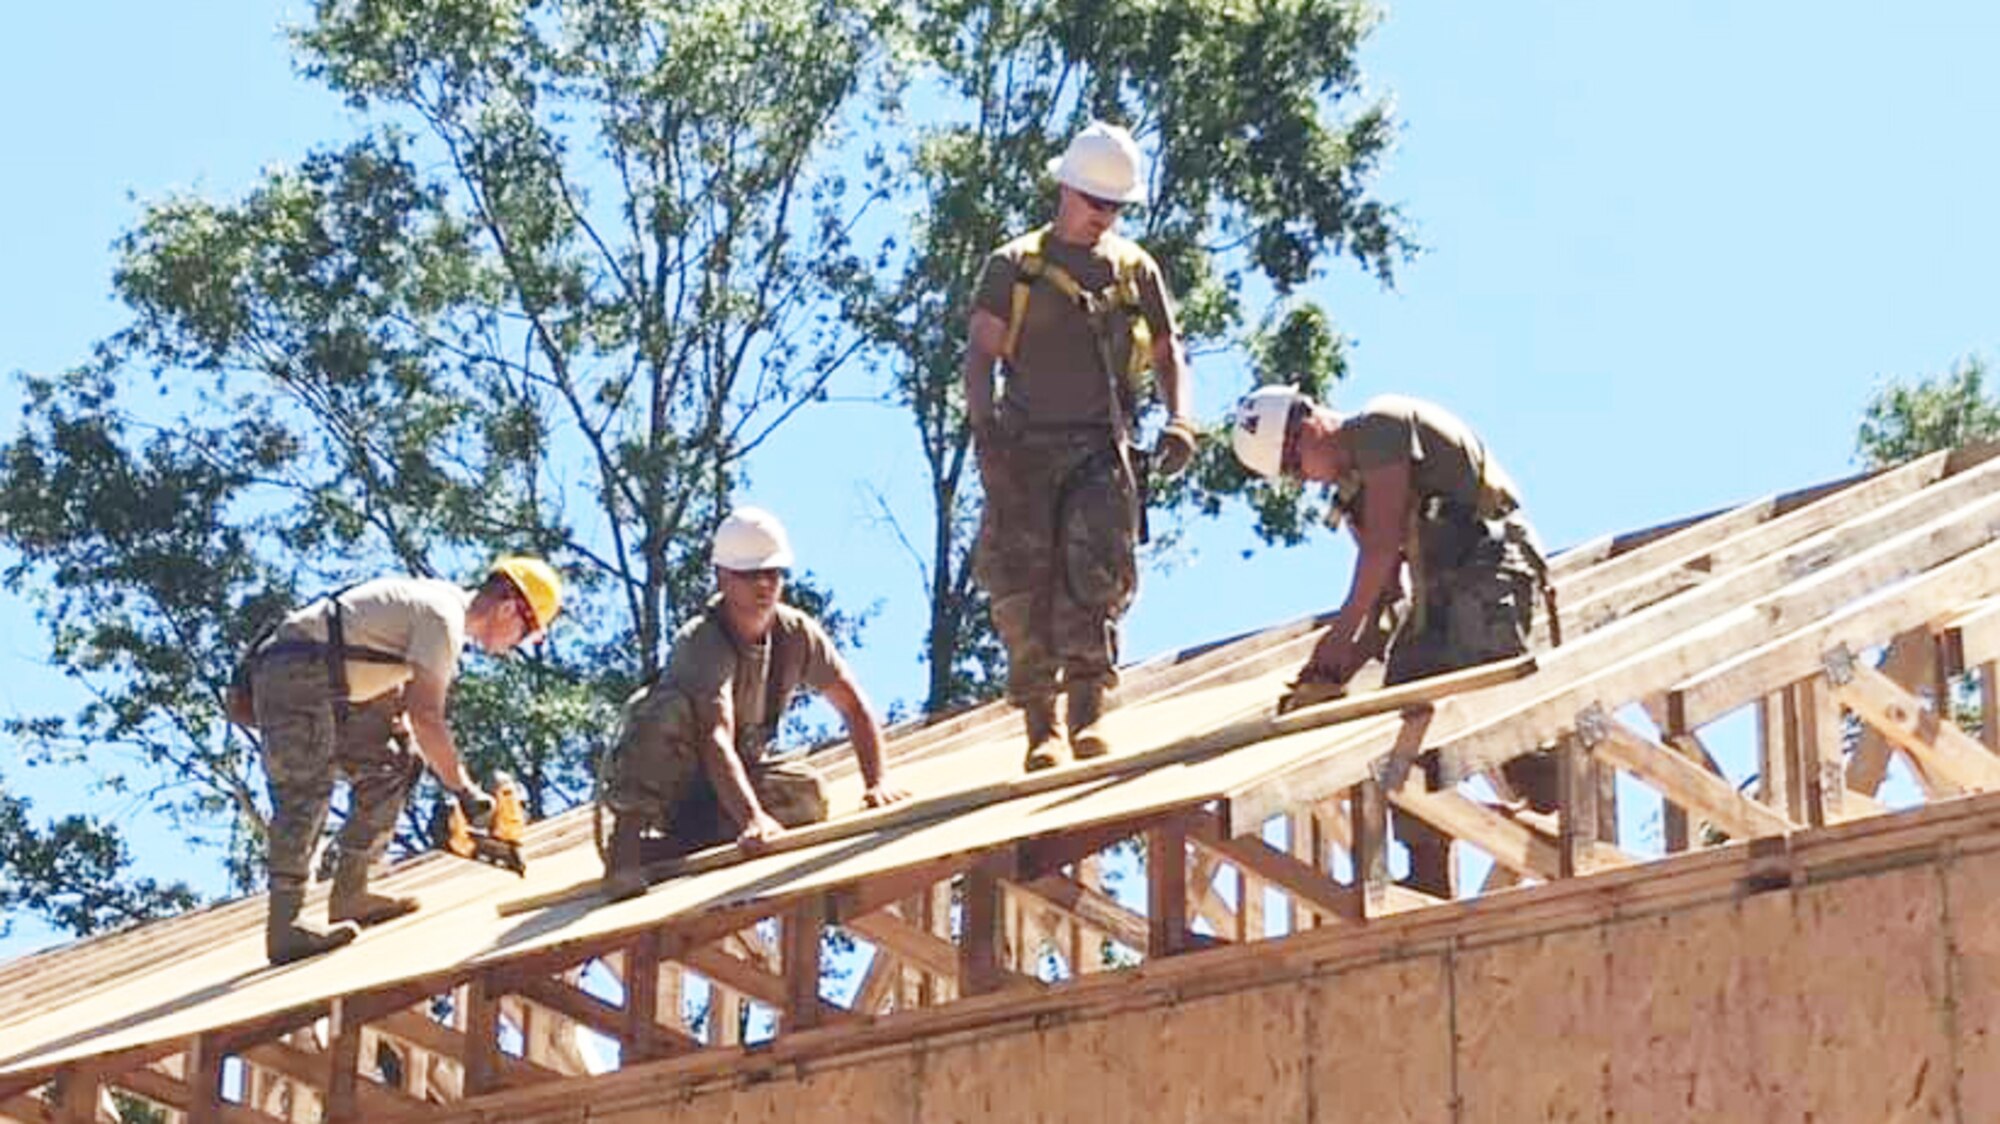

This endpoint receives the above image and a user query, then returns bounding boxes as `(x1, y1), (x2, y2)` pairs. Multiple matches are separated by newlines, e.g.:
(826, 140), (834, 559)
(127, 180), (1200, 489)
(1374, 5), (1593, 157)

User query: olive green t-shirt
(663, 599), (850, 766)
(1336, 395), (1521, 514)
(973, 228), (1179, 426)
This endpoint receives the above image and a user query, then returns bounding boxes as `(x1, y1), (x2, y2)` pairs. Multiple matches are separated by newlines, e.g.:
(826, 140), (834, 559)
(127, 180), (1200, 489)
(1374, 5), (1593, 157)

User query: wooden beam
(678, 944), (846, 1025)
(372, 1010), (562, 1090)
(236, 1039), (424, 1122)
(1848, 629), (1940, 795)
(783, 900), (823, 1032)
(1830, 648), (2000, 792)
(1558, 734), (1599, 879)
(1796, 677), (1846, 827)
(850, 949), (900, 1017)
(324, 998), (363, 1124)
(1193, 832), (1362, 924)
(462, 976), (502, 1097)
(1388, 784), (1561, 880)
(54, 1067), (95, 1124)
(1146, 822), (1191, 957)
(1587, 713), (1799, 839)
(1012, 875), (1150, 953)
(845, 909), (961, 983)
(1351, 779), (1390, 918)
(2, 1091), (52, 1124)
(622, 931), (664, 1064)
(959, 851), (1010, 996)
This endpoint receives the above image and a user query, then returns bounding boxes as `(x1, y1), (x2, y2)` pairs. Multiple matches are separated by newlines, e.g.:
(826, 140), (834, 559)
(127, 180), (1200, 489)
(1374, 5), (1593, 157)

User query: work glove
(1152, 419), (1199, 479)
(454, 784), (497, 830)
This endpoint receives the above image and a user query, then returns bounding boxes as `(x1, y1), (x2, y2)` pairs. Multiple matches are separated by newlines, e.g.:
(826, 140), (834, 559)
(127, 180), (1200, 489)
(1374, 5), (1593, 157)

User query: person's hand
(736, 810), (785, 853)
(862, 782), (911, 809)
(1304, 633), (1367, 688)
(454, 784), (496, 830)
(1152, 419), (1199, 479)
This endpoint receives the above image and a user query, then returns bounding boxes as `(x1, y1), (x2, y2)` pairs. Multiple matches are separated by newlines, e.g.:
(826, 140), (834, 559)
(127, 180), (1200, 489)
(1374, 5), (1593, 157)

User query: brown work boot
(602, 817), (649, 902)
(267, 884), (357, 966)
(1066, 677), (1114, 760)
(329, 855), (420, 928)
(1021, 696), (1069, 772)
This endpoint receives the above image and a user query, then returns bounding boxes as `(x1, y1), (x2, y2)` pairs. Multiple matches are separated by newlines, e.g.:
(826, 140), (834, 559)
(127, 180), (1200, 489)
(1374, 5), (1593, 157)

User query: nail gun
(433, 774), (528, 876)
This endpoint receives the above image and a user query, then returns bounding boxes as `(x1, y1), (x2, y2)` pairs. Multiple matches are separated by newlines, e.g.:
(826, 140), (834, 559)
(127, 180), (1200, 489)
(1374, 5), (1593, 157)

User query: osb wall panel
(1035, 983), (1308, 1123)
(1453, 926), (1610, 1124)
(1948, 845), (2000, 1121)
(1607, 867), (1951, 1123)
(913, 1021), (1049, 1124)
(1310, 954), (1453, 1124)
(584, 1053), (918, 1124)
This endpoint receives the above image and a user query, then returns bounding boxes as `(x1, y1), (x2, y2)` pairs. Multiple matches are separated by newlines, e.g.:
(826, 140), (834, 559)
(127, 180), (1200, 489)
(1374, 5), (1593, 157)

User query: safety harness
(997, 227), (1158, 580)
(234, 588), (408, 726)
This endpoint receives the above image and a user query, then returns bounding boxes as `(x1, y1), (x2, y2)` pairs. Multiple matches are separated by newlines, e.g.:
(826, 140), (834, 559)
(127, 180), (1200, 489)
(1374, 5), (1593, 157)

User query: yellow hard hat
(490, 557), (563, 631)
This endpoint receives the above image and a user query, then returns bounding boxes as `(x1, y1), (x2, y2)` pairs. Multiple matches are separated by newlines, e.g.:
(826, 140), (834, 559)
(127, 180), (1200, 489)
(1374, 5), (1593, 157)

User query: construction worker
(601, 508), (908, 900)
(1231, 387), (1556, 895)
(247, 558), (563, 965)
(965, 120), (1198, 772)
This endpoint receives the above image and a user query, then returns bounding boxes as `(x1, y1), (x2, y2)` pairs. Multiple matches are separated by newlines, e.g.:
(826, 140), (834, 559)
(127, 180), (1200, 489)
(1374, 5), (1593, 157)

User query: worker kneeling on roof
(247, 558), (562, 965)
(964, 120), (1199, 774)
(1232, 387), (1558, 896)
(600, 508), (909, 901)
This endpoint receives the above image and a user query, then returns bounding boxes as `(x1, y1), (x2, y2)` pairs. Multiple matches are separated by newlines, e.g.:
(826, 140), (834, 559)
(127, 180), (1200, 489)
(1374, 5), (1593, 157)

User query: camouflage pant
(1387, 511), (1555, 894)
(252, 656), (417, 890)
(974, 424), (1139, 703)
(604, 682), (829, 850)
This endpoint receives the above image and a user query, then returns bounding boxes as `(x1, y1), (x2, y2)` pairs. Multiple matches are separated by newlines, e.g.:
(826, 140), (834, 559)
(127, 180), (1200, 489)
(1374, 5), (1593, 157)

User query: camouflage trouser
(973, 424), (1139, 703)
(1387, 511), (1554, 894)
(252, 656), (417, 890)
(603, 682), (829, 850)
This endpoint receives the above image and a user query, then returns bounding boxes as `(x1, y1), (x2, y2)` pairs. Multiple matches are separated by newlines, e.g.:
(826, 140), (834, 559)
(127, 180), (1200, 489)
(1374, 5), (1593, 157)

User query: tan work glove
(1152, 418), (1199, 479)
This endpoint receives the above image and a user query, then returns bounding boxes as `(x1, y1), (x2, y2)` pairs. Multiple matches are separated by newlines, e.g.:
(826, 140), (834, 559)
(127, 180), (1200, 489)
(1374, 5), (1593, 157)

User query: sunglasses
(1079, 192), (1126, 215)
(1280, 401), (1309, 476)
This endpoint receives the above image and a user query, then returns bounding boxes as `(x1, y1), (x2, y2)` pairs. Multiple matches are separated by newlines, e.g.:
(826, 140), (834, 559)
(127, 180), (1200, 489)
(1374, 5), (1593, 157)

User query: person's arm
(1151, 330), (1192, 425)
(403, 669), (484, 804)
(690, 690), (783, 850)
(965, 308), (1007, 438)
(820, 670), (909, 808)
(1307, 460), (1413, 684)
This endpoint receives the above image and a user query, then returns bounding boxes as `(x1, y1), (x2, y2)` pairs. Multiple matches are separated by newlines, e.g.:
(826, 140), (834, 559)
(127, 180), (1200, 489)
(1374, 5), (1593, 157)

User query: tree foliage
(0, 0), (895, 935)
(1857, 354), (2000, 467)
(843, 0), (1412, 712)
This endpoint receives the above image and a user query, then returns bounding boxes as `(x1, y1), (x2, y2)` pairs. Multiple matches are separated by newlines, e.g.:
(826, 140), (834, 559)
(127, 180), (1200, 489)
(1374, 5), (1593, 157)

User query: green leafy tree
(842, 0), (1412, 712)
(0, 0), (895, 930)
(1857, 354), (2000, 467)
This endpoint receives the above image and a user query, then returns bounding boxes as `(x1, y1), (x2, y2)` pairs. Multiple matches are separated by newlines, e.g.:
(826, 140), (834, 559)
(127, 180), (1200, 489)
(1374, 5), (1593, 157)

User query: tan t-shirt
(277, 577), (470, 702)
(1336, 395), (1521, 514)
(973, 228), (1179, 426)
(662, 599), (850, 767)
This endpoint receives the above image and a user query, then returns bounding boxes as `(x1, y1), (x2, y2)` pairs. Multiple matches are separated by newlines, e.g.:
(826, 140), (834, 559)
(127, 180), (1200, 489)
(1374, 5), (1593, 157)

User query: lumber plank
(1388, 784), (1563, 880)
(322, 1001), (363, 1124)
(461, 977), (501, 1098)
(1013, 876), (1150, 953)
(782, 901), (823, 1032)
(498, 656), (1533, 918)
(959, 853), (1009, 996)
(622, 931), (663, 1063)
(1590, 717), (1797, 839)
(1831, 655), (2000, 792)
(1558, 735), (1599, 879)
(1848, 628), (1941, 796)
(1351, 780), (1390, 919)
(1, 1092), (51, 1124)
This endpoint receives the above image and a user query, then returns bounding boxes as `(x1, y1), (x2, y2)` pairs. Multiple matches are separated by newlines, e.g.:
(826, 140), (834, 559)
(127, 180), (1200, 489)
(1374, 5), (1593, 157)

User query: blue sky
(2, 1), (1996, 957)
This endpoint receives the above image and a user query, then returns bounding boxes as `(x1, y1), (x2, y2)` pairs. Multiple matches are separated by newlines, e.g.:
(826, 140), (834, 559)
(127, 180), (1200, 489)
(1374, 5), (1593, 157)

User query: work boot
(602, 816), (649, 902)
(1066, 678), (1114, 760)
(1021, 696), (1069, 773)
(267, 885), (357, 966)
(329, 855), (420, 928)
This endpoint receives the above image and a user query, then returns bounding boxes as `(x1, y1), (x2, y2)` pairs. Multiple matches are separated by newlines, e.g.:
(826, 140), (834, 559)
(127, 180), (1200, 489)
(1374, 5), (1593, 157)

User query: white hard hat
(1048, 121), (1147, 204)
(712, 506), (795, 571)
(1231, 385), (1309, 478)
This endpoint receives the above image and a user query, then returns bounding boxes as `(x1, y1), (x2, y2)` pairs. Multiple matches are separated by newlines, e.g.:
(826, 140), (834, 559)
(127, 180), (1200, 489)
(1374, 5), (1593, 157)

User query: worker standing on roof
(1231, 387), (1557, 896)
(600, 508), (909, 901)
(246, 558), (563, 965)
(964, 121), (1199, 773)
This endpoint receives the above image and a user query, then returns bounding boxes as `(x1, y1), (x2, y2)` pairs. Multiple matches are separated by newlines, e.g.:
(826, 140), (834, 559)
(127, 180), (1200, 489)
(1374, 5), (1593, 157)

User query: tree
(841, 0), (1413, 713)
(0, 0), (896, 932)
(1857, 354), (2000, 468)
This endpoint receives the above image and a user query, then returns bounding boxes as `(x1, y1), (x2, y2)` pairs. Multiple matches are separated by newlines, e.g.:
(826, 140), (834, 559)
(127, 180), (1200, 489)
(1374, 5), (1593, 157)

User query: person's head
(467, 556), (563, 653)
(1049, 121), (1146, 246)
(1230, 385), (1343, 484)
(712, 507), (794, 637)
